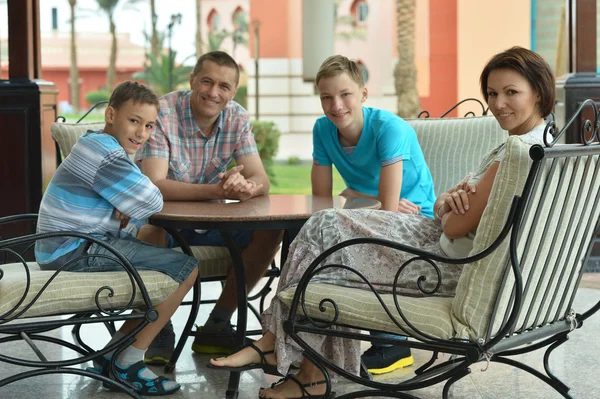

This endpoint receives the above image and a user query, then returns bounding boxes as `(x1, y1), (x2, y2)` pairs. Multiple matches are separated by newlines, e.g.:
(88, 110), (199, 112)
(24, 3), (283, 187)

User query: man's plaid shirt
(135, 90), (258, 184)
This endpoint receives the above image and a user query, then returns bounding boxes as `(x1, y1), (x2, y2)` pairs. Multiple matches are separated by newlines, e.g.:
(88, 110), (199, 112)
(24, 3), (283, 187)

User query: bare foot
(209, 341), (276, 368)
(259, 372), (327, 398)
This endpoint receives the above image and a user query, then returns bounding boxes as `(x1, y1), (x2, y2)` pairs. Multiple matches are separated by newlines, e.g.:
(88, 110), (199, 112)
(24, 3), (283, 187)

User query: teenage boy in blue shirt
(311, 55), (436, 375)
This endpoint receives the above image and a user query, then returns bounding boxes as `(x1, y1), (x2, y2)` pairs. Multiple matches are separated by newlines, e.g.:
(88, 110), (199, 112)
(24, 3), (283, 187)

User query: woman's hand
(435, 174), (477, 220)
(441, 189), (470, 215)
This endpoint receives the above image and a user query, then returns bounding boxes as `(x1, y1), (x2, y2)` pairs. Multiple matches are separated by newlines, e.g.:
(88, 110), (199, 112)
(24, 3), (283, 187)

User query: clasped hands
(217, 165), (263, 201)
(436, 174), (477, 218)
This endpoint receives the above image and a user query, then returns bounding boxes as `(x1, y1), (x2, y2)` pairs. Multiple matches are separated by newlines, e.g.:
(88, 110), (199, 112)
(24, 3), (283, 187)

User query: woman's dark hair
(480, 46), (555, 117)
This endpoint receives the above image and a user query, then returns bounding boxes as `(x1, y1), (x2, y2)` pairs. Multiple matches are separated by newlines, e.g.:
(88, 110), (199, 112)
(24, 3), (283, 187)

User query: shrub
(84, 90), (110, 108)
(229, 120), (281, 185)
(234, 85), (248, 109)
(287, 155), (302, 165)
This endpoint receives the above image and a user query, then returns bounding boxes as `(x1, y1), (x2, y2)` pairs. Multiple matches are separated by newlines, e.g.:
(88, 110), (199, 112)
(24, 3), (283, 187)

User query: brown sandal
(207, 342), (282, 376)
(258, 374), (335, 399)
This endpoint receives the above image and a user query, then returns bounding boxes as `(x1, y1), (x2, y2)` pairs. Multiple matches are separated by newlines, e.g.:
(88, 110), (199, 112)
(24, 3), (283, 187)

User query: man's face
(105, 100), (158, 155)
(189, 60), (238, 122)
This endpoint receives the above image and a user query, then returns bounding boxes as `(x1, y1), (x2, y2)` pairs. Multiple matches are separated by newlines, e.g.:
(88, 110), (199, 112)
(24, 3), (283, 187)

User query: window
(232, 6), (244, 27)
(350, 0), (368, 26)
(207, 9), (220, 32)
(357, 2), (368, 24)
(357, 61), (369, 83)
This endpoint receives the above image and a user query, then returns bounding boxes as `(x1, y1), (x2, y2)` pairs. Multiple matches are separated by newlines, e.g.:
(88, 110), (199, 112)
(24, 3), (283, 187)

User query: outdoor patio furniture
(0, 214), (178, 398)
(280, 100), (600, 398)
(50, 112), (282, 343)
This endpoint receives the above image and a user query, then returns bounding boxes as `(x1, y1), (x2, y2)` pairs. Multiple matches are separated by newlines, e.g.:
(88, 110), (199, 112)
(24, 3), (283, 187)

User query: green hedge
(84, 91), (110, 107)
(252, 120), (281, 183)
(229, 120), (281, 184)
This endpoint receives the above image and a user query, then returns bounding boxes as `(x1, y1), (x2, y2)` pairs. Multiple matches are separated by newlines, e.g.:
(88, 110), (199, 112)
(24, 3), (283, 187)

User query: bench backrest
(451, 135), (600, 342)
(406, 116), (507, 196)
(51, 121), (105, 162)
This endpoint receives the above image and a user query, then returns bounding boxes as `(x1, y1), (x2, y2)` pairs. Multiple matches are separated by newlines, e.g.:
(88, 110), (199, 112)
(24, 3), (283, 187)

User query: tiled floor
(1, 277), (599, 398)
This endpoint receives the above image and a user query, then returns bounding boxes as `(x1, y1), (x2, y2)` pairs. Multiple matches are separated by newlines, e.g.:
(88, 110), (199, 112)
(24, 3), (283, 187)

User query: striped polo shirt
(35, 131), (163, 265)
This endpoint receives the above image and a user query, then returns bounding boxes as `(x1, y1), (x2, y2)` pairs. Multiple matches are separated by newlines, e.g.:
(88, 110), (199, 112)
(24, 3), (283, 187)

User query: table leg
(164, 228), (200, 373)
(281, 227), (301, 266)
(220, 231), (248, 399)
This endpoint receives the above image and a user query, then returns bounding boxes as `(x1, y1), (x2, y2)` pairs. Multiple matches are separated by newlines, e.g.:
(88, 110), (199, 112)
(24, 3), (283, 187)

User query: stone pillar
(555, 0), (599, 144)
(0, 0), (58, 238)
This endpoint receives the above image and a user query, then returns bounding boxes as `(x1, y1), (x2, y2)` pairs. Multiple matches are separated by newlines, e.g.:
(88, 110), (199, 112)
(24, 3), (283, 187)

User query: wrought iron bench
(279, 100), (600, 398)
(0, 215), (178, 398)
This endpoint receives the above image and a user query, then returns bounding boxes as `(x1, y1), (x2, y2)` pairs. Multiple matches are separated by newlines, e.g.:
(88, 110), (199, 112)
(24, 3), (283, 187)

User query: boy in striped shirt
(35, 81), (198, 396)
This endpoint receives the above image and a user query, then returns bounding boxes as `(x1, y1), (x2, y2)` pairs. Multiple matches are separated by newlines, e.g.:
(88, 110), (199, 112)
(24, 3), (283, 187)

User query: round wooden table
(149, 195), (380, 398)
(150, 194), (381, 230)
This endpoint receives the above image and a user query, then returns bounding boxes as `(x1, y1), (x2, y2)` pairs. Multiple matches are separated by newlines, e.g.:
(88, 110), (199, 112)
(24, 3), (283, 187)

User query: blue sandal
(86, 356), (110, 377)
(104, 360), (181, 396)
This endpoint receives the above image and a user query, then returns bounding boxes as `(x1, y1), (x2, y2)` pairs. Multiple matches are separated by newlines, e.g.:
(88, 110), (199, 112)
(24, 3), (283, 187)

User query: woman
(210, 46), (555, 399)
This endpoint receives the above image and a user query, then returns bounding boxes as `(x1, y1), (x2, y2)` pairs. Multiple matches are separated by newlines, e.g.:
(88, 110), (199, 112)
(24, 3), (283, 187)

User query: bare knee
(137, 224), (168, 247)
(180, 266), (198, 291)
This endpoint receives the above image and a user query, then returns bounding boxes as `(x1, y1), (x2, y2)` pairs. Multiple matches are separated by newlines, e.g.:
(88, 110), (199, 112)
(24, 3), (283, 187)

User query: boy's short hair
(480, 46), (555, 117)
(315, 55), (364, 87)
(108, 81), (160, 112)
(192, 51), (240, 87)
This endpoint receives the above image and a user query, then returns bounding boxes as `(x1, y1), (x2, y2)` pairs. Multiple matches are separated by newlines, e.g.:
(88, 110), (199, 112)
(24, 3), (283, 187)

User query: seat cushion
(406, 116), (507, 196)
(173, 246), (233, 278)
(278, 283), (455, 340)
(0, 262), (178, 319)
(451, 136), (535, 340)
(51, 121), (105, 158)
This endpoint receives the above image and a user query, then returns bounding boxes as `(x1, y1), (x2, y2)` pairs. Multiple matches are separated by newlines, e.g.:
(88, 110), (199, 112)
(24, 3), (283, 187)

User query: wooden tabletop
(150, 195), (381, 223)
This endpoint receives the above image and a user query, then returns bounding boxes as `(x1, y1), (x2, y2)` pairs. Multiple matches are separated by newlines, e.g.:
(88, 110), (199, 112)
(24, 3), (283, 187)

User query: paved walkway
(0, 275), (598, 398)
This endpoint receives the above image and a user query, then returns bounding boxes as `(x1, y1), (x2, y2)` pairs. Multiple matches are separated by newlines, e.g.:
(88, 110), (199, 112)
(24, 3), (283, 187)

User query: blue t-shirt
(312, 107), (435, 217)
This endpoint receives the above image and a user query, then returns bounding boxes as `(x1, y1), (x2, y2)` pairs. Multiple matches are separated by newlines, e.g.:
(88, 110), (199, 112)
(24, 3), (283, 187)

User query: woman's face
(486, 68), (543, 135)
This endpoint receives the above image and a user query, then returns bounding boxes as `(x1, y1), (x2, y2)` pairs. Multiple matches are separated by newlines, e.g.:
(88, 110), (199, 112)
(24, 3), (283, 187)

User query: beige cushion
(0, 262), (178, 319)
(406, 116), (507, 196)
(451, 136), (537, 340)
(51, 121), (105, 159)
(278, 283), (455, 340)
(173, 246), (233, 278)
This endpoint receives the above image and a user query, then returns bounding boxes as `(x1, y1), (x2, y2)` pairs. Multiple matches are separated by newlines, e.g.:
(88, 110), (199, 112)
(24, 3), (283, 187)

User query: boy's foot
(191, 323), (236, 354)
(144, 320), (175, 366)
(360, 345), (414, 375)
(86, 355), (110, 377)
(104, 360), (181, 396)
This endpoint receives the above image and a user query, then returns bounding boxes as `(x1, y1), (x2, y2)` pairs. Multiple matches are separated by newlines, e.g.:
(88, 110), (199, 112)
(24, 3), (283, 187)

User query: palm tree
(68, 0), (80, 113)
(133, 52), (194, 95)
(149, 0), (159, 59)
(208, 30), (229, 52)
(394, 0), (420, 118)
(95, 0), (142, 90)
(195, 0), (203, 57)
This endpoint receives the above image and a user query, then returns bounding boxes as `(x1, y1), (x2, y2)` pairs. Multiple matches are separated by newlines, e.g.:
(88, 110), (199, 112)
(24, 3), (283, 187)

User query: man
(135, 51), (283, 364)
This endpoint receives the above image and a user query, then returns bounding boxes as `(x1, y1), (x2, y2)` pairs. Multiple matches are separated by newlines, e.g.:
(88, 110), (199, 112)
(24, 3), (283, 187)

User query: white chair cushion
(278, 283), (455, 340)
(51, 121), (105, 159)
(0, 262), (178, 319)
(406, 116), (507, 196)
